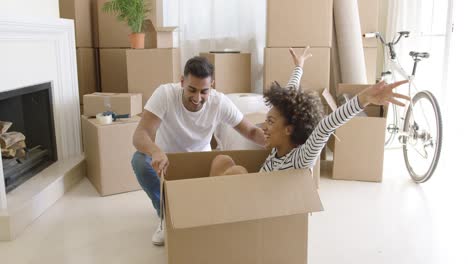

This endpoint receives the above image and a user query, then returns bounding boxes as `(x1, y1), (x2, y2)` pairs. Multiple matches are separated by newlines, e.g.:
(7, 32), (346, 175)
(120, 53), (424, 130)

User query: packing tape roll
(96, 113), (113, 125)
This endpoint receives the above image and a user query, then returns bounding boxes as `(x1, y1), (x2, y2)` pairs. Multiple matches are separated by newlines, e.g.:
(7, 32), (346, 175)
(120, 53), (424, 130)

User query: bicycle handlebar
(363, 31), (410, 46)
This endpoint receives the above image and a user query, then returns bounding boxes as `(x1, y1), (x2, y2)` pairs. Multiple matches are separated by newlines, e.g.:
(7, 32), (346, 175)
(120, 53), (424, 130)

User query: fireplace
(0, 17), (85, 241)
(0, 82), (57, 193)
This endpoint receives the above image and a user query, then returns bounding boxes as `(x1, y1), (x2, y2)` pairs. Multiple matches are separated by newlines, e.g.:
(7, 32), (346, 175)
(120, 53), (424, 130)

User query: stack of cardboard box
(95, 0), (181, 104)
(199, 52), (252, 94)
(264, 0), (334, 180)
(81, 93), (143, 196)
(59, 0), (100, 113)
(264, 0), (332, 93)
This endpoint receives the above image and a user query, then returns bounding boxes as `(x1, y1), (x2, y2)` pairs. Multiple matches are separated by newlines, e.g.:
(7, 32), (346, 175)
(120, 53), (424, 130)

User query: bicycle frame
(383, 53), (418, 142)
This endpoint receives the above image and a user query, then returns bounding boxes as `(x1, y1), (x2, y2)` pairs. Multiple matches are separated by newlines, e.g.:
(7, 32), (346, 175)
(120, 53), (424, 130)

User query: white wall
(0, 0), (59, 19)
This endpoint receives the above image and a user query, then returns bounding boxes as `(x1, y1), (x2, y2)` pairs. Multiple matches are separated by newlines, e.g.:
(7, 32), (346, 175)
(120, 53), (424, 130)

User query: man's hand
(289, 46), (313, 68)
(358, 80), (410, 107)
(151, 150), (169, 176)
(234, 119), (266, 147)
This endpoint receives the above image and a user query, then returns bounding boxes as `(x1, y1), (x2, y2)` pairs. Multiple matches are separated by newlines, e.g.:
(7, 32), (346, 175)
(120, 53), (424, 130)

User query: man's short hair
(184, 56), (214, 79)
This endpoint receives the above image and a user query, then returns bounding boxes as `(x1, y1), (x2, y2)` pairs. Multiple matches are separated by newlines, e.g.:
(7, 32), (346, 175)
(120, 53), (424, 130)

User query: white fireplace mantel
(0, 17), (85, 240)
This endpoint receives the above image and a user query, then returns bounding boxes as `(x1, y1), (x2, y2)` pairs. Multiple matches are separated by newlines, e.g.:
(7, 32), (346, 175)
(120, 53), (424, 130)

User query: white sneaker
(152, 223), (165, 246)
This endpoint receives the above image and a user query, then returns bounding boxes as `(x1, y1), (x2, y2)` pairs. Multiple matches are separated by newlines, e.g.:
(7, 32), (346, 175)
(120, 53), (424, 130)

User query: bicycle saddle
(410, 51), (430, 59)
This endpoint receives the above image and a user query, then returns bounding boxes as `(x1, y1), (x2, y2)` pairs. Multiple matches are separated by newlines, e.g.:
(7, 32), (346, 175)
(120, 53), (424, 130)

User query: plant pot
(129, 33), (145, 49)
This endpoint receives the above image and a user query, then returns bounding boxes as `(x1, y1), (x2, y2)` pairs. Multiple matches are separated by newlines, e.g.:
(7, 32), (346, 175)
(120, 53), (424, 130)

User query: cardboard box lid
(165, 169), (323, 230)
(156, 26), (177, 32)
(86, 92), (141, 98)
(86, 116), (140, 127)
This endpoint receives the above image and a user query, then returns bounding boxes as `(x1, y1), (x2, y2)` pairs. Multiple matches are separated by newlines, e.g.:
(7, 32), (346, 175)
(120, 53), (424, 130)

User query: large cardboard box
(200, 52), (251, 94)
(99, 48), (129, 93)
(83, 92), (142, 116)
(96, 0), (161, 48)
(364, 47), (378, 84)
(76, 48), (99, 103)
(264, 47), (330, 93)
(331, 84), (387, 182)
(358, 0), (380, 48)
(126, 48), (181, 104)
(163, 149), (323, 264)
(266, 0), (333, 47)
(59, 0), (95, 47)
(81, 116), (141, 196)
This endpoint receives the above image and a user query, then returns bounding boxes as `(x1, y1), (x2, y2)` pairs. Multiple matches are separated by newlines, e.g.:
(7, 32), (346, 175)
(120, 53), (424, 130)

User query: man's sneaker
(152, 224), (165, 246)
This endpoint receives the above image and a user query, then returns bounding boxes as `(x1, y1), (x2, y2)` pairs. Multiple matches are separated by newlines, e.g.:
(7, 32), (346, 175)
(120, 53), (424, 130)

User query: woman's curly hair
(264, 82), (325, 145)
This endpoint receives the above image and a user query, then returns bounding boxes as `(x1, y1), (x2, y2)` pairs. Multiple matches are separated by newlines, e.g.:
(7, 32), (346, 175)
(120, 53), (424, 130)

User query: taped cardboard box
(99, 48), (129, 93)
(264, 47), (330, 93)
(81, 116), (141, 196)
(358, 0), (380, 48)
(127, 48), (181, 104)
(59, 0), (95, 47)
(76, 48), (99, 103)
(163, 149), (323, 264)
(267, 0), (333, 47)
(83, 92), (142, 117)
(200, 52), (251, 94)
(95, 0), (161, 48)
(330, 84), (387, 182)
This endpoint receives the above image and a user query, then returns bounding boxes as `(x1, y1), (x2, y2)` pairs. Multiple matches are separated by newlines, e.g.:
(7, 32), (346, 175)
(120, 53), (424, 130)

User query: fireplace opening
(0, 82), (57, 193)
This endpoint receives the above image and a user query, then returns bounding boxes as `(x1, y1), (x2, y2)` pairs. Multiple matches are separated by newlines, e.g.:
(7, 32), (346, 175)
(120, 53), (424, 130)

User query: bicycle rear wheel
(402, 90), (442, 183)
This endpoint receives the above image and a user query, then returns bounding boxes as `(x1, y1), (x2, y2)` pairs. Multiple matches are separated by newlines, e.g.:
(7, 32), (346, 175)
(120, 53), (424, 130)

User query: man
(131, 56), (265, 246)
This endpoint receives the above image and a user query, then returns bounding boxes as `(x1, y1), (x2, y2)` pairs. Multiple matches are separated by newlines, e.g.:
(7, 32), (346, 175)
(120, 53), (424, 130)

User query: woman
(210, 47), (409, 176)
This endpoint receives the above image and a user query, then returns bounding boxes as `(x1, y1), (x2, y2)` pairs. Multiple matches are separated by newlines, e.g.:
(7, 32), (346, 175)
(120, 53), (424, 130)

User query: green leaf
(101, 0), (150, 33)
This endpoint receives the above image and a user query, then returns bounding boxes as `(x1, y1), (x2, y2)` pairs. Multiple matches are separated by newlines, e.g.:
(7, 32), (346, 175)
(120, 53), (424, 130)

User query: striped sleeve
(294, 96), (364, 168)
(284, 67), (303, 90)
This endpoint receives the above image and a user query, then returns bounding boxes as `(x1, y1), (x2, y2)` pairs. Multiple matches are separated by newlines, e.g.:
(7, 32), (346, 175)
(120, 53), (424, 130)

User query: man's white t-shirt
(144, 83), (244, 153)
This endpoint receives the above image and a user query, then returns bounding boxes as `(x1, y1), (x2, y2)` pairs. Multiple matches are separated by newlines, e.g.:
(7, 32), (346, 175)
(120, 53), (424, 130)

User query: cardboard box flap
(165, 169), (323, 229)
(156, 26), (177, 32)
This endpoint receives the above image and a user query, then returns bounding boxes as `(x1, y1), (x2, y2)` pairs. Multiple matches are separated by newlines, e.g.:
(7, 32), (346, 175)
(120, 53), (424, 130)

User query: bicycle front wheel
(402, 90), (443, 183)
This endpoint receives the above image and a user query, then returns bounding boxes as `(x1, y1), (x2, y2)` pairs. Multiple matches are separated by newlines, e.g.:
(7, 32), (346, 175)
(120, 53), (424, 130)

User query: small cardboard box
(266, 0), (333, 47)
(76, 48), (99, 103)
(99, 48), (129, 93)
(83, 92), (142, 117)
(358, 0), (380, 48)
(81, 116), (141, 196)
(156, 27), (179, 48)
(126, 48), (181, 104)
(163, 149), (323, 264)
(200, 52), (251, 94)
(264, 47), (330, 93)
(59, 0), (95, 47)
(331, 84), (387, 182)
(95, 0), (161, 48)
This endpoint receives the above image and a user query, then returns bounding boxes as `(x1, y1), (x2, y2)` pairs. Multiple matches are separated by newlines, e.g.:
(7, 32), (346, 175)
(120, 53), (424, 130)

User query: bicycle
(364, 31), (443, 183)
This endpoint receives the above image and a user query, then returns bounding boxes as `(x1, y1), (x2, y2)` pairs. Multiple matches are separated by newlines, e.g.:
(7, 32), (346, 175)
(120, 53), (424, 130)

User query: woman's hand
(289, 46), (313, 68)
(358, 80), (411, 107)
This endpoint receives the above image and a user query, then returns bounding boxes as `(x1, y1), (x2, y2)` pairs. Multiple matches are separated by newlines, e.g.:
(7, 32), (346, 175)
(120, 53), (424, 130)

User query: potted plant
(102, 0), (150, 49)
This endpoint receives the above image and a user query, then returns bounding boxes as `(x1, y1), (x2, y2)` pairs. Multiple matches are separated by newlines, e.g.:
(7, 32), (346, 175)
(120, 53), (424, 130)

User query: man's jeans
(131, 151), (162, 217)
